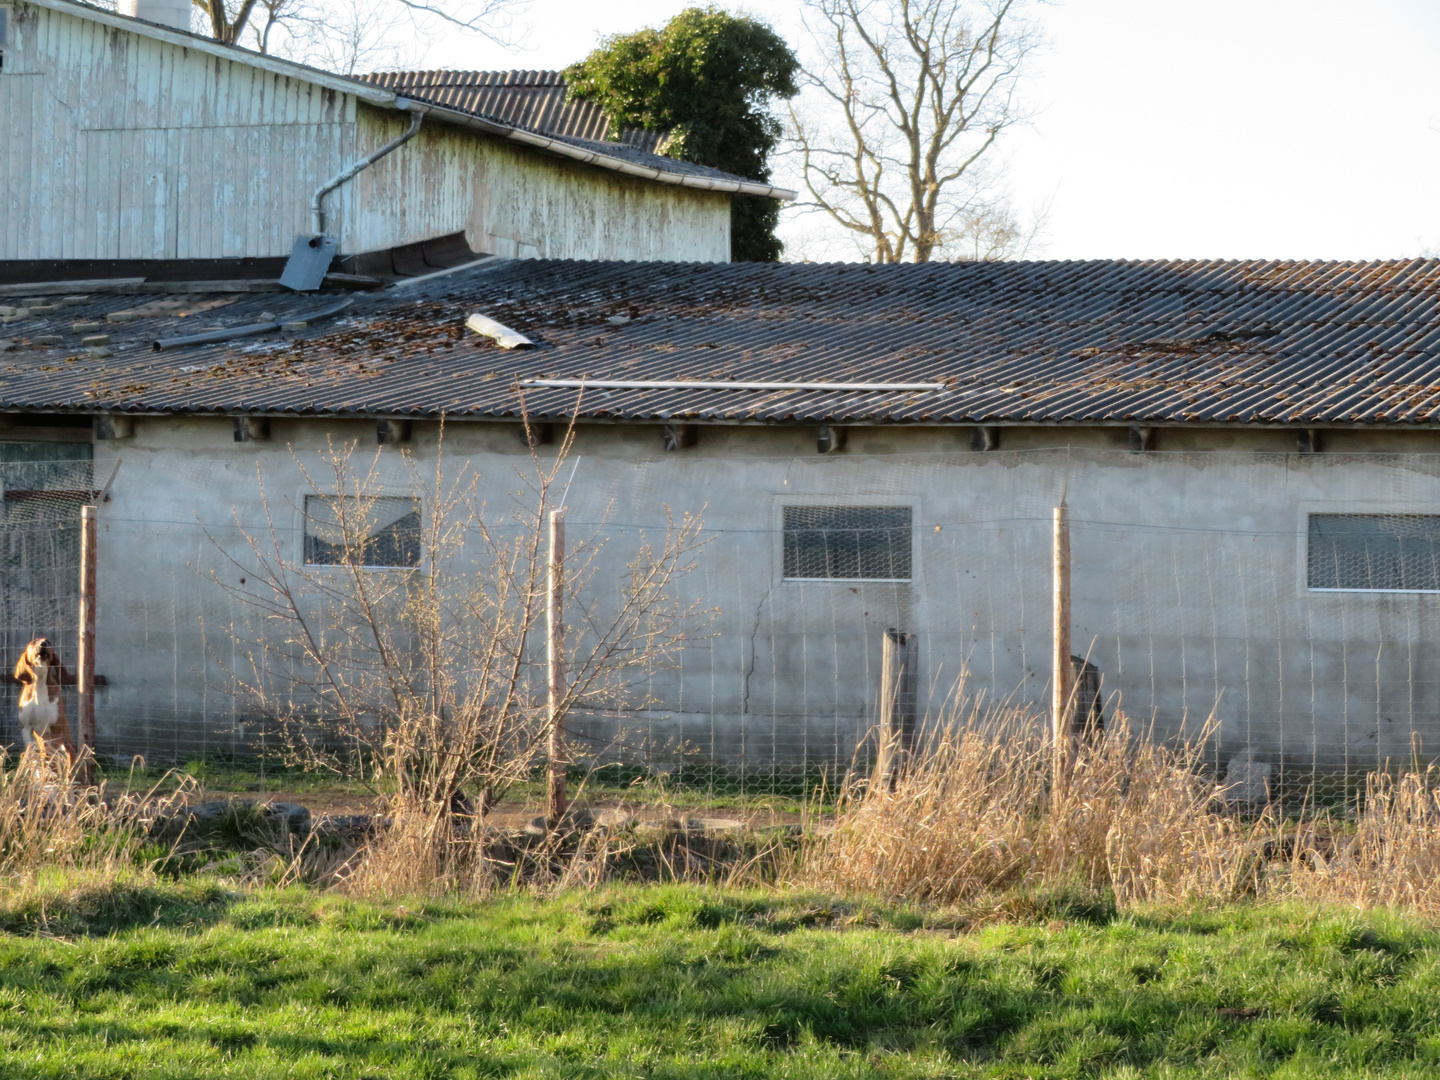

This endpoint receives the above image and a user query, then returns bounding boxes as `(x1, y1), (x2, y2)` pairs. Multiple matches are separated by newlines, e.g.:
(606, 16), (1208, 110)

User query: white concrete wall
(0, 2), (730, 263)
(79, 419), (1440, 778)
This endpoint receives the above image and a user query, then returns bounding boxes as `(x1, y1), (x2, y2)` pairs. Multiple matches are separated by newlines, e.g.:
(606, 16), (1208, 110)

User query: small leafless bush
(211, 425), (708, 895)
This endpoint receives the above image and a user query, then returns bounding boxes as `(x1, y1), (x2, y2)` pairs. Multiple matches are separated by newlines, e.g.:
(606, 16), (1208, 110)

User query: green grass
(93, 756), (373, 798)
(0, 883), (1437, 1077)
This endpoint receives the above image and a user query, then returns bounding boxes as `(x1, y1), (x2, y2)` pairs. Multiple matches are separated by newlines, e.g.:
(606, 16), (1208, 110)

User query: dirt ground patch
(191, 790), (807, 829)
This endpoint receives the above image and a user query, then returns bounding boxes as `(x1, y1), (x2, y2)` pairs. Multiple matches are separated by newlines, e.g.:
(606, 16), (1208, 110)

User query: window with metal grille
(1307, 513), (1440, 591)
(783, 505), (912, 581)
(304, 495), (420, 568)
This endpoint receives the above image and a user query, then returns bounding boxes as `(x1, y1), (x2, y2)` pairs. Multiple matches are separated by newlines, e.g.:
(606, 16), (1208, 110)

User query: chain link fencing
(3, 443), (1439, 806)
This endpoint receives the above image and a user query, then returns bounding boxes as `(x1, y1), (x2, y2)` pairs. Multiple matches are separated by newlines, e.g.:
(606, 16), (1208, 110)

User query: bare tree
(245, 0), (420, 73)
(207, 423), (708, 892)
(790, 0), (1040, 263)
(192, 0), (524, 61)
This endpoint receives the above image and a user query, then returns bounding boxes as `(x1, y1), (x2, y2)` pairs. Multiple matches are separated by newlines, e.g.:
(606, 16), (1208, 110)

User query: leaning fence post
(546, 507), (567, 828)
(78, 504), (97, 784)
(1051, 502), (1072, 811)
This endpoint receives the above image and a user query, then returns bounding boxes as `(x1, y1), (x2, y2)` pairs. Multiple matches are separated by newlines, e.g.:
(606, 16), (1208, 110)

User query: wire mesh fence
(3, 442), (1440, 806)
(0, 447), (92, 747)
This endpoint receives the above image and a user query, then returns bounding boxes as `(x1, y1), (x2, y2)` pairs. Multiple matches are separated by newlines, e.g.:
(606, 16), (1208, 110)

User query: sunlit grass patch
(0, 886), (1435, 1077)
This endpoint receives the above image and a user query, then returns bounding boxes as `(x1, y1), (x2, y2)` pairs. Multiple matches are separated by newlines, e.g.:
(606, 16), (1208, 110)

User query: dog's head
(25, 639), (54, 667)
(17, 639), (56, 681)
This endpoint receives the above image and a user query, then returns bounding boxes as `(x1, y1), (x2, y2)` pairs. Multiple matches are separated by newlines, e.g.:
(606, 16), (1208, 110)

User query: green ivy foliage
(565, 7), (799, 263)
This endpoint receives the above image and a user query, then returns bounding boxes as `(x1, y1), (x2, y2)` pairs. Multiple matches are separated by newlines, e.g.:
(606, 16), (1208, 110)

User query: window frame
(1301, 505), (1440, 595)
(777, 499), (917, 584)
(299, 492), (423, 571)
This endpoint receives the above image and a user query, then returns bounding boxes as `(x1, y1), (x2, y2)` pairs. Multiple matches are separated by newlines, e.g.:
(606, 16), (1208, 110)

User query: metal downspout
(311, 100), (424, 237)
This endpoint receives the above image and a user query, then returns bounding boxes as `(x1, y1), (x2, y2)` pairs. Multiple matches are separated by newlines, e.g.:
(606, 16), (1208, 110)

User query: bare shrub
(798, 697), (1273, 907)
(211, 427), (707, 895)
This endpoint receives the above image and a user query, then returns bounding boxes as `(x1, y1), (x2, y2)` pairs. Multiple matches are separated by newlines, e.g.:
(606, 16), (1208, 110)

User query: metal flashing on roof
(520, 378), (948, 393)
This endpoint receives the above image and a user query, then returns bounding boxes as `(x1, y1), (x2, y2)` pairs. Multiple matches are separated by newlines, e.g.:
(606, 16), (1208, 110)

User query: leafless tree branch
(789, 0), (1041, 263)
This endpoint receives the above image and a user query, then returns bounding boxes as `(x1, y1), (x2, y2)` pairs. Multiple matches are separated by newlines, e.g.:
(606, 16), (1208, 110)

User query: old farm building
(0, 0), (789, 280)
(4, 257), (1440, 791)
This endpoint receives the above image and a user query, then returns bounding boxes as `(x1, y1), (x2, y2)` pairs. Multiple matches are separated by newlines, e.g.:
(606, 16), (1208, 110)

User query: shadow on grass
(0, 877), (241, 937)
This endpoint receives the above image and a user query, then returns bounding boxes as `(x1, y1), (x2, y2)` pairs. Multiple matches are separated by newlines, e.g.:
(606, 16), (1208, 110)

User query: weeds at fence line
(789, 696), (1440, 918)
(18, 699), (1440, 922)
(0, 746), (194, 928)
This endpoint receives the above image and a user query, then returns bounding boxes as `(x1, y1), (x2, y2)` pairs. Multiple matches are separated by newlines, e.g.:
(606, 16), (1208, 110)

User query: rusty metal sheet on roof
(4, 257), (1440, 426)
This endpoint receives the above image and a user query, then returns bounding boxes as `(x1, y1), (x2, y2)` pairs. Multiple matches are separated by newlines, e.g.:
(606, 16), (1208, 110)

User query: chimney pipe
(119, 0), (191, 32)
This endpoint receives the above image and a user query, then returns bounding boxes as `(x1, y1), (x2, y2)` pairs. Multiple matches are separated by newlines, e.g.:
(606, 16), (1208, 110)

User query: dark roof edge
(29, 0), (795, 200)
(7, 407), (1440, 433)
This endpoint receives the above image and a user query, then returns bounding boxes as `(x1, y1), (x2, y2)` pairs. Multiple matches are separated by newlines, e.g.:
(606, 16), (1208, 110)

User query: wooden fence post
(78, 505), (97, 784)
(546, 508), (567, 828)
(876, 629), (916, 785)
(1051, 502), (1072, 811)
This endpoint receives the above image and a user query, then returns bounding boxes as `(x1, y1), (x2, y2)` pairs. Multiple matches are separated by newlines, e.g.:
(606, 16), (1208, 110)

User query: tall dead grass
(0, 749), (191, 911)
(797, 700), (1273, 908)
(1287, 768), (1440, 916)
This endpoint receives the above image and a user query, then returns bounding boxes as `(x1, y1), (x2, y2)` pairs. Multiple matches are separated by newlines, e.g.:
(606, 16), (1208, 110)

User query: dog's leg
(50, 711), (74, 759)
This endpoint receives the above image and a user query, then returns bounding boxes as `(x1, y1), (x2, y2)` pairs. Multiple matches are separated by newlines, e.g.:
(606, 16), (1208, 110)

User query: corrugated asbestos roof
(361, 70), (667, 154)
(4, 257), (1440, 426)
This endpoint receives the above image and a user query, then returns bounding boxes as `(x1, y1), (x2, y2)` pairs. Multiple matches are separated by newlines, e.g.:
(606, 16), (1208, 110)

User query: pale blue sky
(423, 0), (1440, 261)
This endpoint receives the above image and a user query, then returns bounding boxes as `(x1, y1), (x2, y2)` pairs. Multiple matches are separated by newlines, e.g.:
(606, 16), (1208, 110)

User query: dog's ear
(13, 649), (32, 685)
(52, 653), (70, 686)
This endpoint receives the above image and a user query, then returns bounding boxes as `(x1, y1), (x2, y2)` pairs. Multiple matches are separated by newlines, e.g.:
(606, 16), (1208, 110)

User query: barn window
(783, 505), (912, 581)
(1307, 513), (1440, 592)
(303, 495), (420, 568)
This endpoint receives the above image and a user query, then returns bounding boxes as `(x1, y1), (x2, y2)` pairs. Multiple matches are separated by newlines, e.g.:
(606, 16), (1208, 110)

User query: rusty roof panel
(3, 257), (1440, 426)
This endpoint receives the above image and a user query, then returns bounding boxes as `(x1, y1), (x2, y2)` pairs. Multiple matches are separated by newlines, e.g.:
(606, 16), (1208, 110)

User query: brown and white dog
(13, 638), (73, 754)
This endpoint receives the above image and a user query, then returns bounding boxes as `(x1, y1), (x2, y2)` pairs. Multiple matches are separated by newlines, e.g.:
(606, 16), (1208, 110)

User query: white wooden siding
(2, 1), (730, 264)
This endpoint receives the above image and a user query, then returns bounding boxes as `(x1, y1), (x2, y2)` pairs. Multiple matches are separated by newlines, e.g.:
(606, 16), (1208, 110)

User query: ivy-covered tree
(565, 7), (799, 263)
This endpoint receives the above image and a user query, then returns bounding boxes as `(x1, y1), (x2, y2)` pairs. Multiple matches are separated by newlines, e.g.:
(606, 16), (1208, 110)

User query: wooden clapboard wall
(0, 2), (731, 265)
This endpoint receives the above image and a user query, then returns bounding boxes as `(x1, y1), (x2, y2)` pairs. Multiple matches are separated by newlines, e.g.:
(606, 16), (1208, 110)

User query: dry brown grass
(796, 699), (1277, 908)
(0, 748), (191, 918)
(1286, 767), (1440, 916)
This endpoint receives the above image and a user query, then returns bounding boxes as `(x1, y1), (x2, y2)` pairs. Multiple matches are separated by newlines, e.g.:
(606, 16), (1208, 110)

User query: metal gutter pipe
(311, 103), (424, 237)
(519, 378), (947, 392)
(152, 298), (355, 351)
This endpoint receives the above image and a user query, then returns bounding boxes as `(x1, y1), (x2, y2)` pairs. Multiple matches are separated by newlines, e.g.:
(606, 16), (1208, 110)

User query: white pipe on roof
(311, 104), (424, 236)
(520, 378), (947, 392)
(467, 313), (534, 349)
